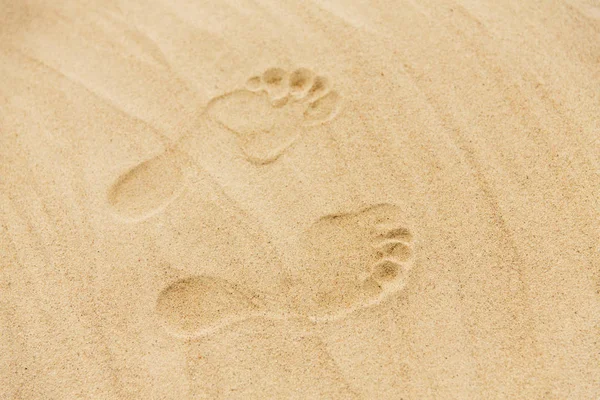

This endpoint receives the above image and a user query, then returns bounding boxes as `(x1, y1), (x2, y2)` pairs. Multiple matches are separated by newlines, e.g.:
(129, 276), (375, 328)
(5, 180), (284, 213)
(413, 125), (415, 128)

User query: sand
(0, 0), (599, 398)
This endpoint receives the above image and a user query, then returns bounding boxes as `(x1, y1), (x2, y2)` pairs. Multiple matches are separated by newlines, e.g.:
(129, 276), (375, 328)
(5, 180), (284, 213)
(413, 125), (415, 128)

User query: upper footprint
(281, 203), (415, 322)
(205, 67), (341, 165)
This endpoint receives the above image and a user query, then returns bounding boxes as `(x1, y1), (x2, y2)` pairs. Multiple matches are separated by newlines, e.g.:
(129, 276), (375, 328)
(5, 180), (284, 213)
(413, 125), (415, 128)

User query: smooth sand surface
(1, 0), (599, 398)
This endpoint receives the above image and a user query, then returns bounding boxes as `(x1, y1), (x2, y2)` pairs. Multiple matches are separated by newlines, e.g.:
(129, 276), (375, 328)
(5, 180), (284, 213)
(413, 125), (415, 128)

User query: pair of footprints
(108, 67), (341, 220)
(155, 203), (415, 339)
(107, 68), (413, 338)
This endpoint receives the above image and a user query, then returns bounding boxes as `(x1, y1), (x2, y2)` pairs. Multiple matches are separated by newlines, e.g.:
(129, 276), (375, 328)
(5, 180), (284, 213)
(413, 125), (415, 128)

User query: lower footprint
(155, 203), (414, 339)
(283, 203), (415, 321)
(205, 67), (341, 164)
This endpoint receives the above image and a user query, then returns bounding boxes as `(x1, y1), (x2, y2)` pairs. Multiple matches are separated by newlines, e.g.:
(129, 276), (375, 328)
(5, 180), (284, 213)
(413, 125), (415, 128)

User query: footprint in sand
(282, 203), (415, 322)
(155, 203), (415, 339)
(205, 67), (341, 164)
(155, 275), (268, 338)
(107, 67), (340, 220)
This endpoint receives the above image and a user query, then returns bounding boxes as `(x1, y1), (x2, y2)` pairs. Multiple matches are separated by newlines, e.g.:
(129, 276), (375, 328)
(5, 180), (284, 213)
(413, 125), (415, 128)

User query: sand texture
(1, 0), (599, 398)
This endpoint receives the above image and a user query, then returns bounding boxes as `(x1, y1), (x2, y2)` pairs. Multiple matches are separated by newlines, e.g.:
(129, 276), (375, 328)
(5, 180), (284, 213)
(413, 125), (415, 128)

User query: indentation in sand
(284, 203), (415, 322)
(155, 275), (262, 338)
(153, 203), (415, 340)
(205, 67), (341, 164)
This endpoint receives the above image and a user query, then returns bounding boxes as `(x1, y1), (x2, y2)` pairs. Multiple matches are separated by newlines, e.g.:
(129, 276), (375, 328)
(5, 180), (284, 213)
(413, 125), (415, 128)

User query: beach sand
(1, 0), (599, 398)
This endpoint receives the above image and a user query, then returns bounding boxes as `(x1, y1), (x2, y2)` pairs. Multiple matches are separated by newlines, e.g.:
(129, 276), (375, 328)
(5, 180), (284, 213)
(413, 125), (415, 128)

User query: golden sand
(1, 0), (599, 398)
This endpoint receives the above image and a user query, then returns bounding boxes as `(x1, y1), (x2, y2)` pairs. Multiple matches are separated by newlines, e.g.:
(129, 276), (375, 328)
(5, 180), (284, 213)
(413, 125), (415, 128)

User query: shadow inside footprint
(205, 67), (341, 165)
